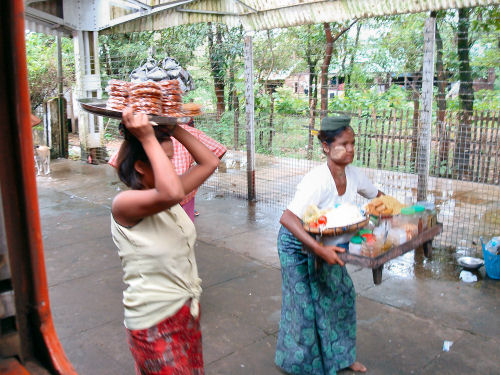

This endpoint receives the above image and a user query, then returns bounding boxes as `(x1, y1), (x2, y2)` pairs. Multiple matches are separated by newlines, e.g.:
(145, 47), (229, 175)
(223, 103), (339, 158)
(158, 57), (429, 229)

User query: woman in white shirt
(275, 115), (383, 374)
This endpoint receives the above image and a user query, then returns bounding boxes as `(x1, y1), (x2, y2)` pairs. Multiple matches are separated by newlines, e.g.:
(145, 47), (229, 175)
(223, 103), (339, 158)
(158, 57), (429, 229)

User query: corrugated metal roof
(103, 0), (499, 33)
(24, 0), (500, 35)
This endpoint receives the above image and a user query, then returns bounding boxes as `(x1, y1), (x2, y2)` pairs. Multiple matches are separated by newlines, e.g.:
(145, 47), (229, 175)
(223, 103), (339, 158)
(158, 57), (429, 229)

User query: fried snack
(129, 81), (162, 115)
(365, 195), (405, 216)
(106, 80), (129, 111)
(181, 102), (203, 117)
(158, 80), (183, 115)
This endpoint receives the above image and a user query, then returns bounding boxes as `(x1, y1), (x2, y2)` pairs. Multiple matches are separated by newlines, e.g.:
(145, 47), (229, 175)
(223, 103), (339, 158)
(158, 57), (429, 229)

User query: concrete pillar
(417, 15), (436, 201)
(73, 30), (103, 162)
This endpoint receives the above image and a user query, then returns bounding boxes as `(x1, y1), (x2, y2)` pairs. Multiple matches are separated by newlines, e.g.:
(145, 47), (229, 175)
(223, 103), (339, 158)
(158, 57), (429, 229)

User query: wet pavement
(36, 159), (499, 374)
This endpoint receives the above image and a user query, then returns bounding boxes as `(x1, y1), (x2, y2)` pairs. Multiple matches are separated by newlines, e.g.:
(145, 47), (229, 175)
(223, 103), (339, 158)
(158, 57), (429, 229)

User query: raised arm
(112, 109), (185, 226)
(170, 125), (220, 196)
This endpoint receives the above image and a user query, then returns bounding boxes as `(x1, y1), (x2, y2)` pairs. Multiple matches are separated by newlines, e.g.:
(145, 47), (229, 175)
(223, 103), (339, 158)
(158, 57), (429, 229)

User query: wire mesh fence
(29, 8), (498, 249)
(194, 108), (500, 248)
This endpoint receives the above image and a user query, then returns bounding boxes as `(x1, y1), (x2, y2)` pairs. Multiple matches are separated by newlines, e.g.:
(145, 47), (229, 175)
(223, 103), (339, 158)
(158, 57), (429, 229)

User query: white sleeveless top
(111, 204), (201, 330)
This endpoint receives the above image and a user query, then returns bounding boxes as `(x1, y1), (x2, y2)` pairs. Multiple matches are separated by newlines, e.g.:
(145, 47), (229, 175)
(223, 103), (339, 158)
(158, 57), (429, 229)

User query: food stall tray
(78, 98), (181, 125)
(339, 223), (443, 285)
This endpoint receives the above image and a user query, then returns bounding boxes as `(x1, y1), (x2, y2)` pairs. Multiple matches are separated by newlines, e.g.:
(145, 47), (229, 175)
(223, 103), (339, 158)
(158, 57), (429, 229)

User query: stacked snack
(158, 80), (183, 116)
(128, 81), (162, 115)
(181, 102), (203, 117)
(106, 79), (129, 111)
(365, 195), (405, 216)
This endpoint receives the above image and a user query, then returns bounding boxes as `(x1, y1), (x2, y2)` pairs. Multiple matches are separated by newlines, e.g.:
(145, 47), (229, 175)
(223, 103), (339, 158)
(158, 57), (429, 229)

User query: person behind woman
(275, 115), (383, 374)
(111, 108), (219, 374)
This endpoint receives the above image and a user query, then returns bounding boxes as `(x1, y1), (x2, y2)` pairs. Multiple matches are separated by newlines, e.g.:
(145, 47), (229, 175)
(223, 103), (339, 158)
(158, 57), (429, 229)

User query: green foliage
(273, 87), (309, 115)
(328, 85), (413, 115)
(99, 24), (209, 83)
(447, 89), (500, 111)
(26, 32), (75, 110)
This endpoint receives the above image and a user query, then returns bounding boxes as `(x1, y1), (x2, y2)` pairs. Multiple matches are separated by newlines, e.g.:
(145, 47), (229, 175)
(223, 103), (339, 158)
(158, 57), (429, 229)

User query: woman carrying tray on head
(110, 108), (220, 373)
(275, 115), (383, 375)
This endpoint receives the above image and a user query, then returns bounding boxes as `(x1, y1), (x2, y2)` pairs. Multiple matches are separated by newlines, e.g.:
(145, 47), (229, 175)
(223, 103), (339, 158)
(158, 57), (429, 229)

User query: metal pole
(244, 33), (256, 201)
(56, 35), (66, 158)
(417, 15), (436, 202)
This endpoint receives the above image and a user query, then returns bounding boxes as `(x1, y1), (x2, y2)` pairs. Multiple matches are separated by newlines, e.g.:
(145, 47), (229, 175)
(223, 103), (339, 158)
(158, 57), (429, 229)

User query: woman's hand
(280, 209), (346, 266)
(122, 107), (155, 142)
(316, 244), (345, 266)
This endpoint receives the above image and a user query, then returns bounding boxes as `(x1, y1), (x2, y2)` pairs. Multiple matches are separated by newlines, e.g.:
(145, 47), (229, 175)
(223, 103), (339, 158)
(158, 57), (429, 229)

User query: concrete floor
(36, 159), (500, 375)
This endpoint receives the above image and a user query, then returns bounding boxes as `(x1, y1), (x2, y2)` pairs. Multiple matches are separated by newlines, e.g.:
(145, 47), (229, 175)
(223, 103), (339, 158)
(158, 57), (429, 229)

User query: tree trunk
(320, 23), (333, 120)
(233, 87), (240, 150)
(104, 43), (113, 76)
(208, 23), (225, 121)
(434, 16), (449, 176)
(268, 87), (274, 149)
(308, 72), (318, 160)
(228, 67), (234, 111)
(453, 8), (474, 179)
(258, 113), (263, 147)
(320, 21), (357, 119)
(347, 22), (362, 87)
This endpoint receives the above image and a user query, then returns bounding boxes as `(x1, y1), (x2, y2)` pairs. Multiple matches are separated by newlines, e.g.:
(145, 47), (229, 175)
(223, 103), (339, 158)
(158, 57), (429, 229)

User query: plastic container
(349, 236), (363, 255)
(416, 201), (437, 229)
(358, 229), (372, 236)
(397, 207), (418, 240)
(413, 205), (426, 233)
(481, 237), (500, 279)
(361, 233), (375, 243)
(387, 227), (407, 246)
(485, 237), (500, 255)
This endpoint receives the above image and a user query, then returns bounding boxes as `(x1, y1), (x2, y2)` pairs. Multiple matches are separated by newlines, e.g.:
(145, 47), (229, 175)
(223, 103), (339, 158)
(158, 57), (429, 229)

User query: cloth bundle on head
(130, 56), (195, 93)
(320, 115), (351, 131)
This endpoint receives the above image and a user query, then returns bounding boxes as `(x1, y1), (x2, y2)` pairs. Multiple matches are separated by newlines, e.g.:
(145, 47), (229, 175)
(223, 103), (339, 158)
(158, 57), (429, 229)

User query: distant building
(284, 72), (309, 95)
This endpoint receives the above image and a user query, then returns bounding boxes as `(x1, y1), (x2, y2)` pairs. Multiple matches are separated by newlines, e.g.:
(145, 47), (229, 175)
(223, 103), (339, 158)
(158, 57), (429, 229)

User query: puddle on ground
(384, 245), (486, 283)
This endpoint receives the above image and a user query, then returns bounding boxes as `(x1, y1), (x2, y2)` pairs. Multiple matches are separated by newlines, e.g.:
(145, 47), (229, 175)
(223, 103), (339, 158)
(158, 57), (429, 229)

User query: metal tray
(78, 98), (180, 125)
(457, 256), (484, 270)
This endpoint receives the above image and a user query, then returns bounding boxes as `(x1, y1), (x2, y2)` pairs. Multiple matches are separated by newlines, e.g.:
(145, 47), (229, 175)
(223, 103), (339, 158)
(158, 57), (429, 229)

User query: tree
(433, 11), (450, 176)
(453, 8), (474, 179)
(319, 20), (357, 119)
(99, 24), (208, 83)
(26, 32), (75, 111)
(207, 23), (244, 121)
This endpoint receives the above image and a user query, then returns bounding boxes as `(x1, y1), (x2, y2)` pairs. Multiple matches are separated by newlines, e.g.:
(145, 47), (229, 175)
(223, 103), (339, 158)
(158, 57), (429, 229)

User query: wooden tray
(303, 215), (369, 235)
(339, 223), (443, 284)
(78, 98), (193, 125)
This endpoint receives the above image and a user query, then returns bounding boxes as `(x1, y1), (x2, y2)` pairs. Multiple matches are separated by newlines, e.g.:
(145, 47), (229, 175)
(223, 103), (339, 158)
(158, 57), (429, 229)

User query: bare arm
(280, 209), (345, 266)
(171, 126), (220, 196)
(112, 109), (185, 226)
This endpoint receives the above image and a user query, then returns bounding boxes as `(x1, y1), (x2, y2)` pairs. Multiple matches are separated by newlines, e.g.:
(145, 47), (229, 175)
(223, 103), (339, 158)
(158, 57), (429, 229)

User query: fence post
(244, 33), (256, 201)
(417, 15), (436, 201)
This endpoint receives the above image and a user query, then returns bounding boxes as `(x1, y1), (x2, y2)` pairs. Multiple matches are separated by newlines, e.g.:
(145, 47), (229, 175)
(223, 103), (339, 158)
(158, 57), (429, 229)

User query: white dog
(34, 145), (51, 175)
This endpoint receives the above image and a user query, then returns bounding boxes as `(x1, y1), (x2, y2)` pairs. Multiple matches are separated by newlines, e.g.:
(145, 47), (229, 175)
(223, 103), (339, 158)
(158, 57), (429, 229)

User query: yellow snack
(365, 195), (405, 216)
(303, 205), (320, 224)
